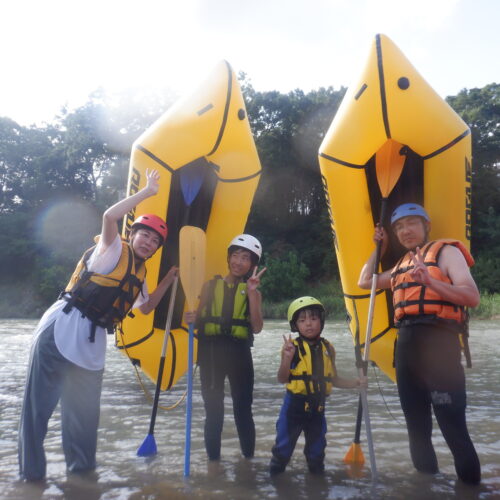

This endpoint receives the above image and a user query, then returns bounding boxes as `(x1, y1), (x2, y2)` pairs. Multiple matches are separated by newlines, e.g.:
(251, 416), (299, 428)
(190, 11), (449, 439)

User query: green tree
(260, 250), (309, 302)
(241, 77), (344, 282)
(448, 83), (500, 292)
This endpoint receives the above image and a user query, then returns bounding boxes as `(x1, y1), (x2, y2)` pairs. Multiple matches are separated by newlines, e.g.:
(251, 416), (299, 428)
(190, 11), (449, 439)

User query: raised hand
(410, 247), (431, 285)
(145, 169), (160, 196)
(247, 266), (267, 292)
(281, 334), (296, 361)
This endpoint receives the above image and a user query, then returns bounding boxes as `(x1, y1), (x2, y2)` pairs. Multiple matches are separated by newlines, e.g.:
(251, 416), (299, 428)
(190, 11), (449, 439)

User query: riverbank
(2, 281), (499, 320)
(261, 280), (500, 321)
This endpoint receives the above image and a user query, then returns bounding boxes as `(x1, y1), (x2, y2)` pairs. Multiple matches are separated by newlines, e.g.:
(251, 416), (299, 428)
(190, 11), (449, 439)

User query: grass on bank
(262, 279), (500, 321)
(1, 280), (500, 321)
(263, 279), (349, 321)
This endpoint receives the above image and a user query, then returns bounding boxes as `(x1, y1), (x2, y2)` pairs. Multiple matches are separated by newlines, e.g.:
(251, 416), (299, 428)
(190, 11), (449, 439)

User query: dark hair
(227, 245), (259, 267)
(291, 305), (325, 333)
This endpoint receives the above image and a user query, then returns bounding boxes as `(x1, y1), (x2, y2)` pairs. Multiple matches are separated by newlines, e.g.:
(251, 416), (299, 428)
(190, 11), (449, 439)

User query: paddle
(136, 161), (205, 458)
(343, 344), (365, 466)
(179, 225), (206, 477)
(349, 139), (406, 479)
(137, 275), (179, 457)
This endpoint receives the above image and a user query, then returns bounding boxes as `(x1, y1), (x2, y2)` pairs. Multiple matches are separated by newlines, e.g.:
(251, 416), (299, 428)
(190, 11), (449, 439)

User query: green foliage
(261, 277), (346, 320)
(470, 207), (500, 293)
(472, 255), (500, 295)
(470, 293), (500, 319)
(0, 81), (499, 318)
(36, 262), (73, 304)
(260, 251), (309, 302)
(0, 211), (37, 277)
(447, 84), (500, 258)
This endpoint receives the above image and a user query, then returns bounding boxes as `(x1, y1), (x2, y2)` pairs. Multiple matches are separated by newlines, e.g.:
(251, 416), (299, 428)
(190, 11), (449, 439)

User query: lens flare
(36, 199), (101, 259)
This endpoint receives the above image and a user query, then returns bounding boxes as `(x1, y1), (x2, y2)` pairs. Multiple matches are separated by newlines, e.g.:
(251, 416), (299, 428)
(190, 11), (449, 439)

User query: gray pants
(18, 321), (104, 481)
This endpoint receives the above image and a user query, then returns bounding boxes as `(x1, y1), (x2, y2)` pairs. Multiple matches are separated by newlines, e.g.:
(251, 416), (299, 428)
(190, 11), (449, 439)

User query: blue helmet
(390, 203), (430, 225)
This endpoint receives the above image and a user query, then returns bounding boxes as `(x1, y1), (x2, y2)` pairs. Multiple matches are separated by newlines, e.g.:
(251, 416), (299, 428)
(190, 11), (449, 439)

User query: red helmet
(131, 214), (168, 245)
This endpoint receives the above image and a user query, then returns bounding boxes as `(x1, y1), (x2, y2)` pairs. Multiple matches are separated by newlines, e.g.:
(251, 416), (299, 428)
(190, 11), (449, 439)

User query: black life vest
(61, 239), (146, 342)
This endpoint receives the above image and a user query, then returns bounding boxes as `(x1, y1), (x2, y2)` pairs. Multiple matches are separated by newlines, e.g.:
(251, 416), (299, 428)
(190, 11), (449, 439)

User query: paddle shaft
(364, 197), (388, 363)
(147, 276), (179, 435)
(353, 394), (363, 444)
(358, 197), (389, 480)
(184, 322), (195, 477)
(179, 226), (206, 478)
(352, 340), (365, 445)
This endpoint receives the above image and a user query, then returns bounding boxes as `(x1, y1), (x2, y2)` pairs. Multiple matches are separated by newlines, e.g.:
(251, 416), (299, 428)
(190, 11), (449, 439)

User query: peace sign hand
(409, 247), (431, 285)
(247, 266), (267, 292)
(282, 334), (296, 361)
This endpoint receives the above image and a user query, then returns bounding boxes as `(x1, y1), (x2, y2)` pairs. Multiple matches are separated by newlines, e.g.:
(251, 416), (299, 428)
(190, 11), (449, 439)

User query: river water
(0, 319), (498, 499)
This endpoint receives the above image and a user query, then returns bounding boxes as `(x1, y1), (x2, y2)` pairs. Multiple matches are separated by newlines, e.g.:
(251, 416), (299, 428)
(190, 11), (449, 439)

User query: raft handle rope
(371, 363), (404, 425)
(117, 326), (191, 411)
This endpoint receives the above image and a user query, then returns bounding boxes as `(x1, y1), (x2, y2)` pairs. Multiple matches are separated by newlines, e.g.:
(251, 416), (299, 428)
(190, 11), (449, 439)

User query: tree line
(0, 81), (498, 317)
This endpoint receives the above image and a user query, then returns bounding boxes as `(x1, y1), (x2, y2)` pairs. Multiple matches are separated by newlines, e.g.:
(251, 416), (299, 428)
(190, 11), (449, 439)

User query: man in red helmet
(18, 169), (177, 482)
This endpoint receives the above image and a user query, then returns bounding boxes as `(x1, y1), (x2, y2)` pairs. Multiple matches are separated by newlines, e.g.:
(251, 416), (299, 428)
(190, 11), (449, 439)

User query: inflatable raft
(319, 34), (471, 381)
(116, 60), (262, 390)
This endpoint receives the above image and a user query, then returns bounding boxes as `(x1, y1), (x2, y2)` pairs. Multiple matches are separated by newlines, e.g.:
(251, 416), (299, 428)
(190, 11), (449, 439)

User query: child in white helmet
(185, 234), (266, 461)
(270, 296), (366, 475)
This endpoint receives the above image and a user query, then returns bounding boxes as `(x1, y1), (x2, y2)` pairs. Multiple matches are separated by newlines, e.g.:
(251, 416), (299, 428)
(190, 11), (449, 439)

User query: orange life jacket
(390, 239), (474, 326)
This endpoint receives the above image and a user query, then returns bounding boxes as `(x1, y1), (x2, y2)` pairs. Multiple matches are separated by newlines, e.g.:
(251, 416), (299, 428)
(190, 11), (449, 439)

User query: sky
(1, 0), (498, 127)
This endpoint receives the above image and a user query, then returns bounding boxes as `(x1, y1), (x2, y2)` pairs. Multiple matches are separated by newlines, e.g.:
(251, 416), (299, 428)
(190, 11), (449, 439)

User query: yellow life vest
(287, 337), (336, 397)
(62, 238), (146, 341)
(390, 239), (474, 326)
(199, 276), (251, 340)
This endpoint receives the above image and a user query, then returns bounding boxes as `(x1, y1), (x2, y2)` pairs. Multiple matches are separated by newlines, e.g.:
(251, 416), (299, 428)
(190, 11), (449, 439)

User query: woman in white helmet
(185, 234), (266, 461)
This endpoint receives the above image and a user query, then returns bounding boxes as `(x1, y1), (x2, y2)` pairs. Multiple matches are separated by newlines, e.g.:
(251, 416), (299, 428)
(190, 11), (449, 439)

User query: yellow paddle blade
(179, 226), (206, 311)
(375, 139), (406, 198)
(344, 442), (365, 465)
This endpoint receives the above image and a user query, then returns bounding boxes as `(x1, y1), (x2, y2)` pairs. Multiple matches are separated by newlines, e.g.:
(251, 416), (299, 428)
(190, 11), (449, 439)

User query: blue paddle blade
(180, 158), (207, 207)
(137, 433), (157, 457)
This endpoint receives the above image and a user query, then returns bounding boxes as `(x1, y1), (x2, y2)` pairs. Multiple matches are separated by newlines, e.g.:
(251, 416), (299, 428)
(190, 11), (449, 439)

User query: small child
(270, 296), (366, 475)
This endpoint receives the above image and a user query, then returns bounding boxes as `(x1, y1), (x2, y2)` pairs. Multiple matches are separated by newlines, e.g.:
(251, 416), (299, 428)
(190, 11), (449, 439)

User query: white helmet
(228, 234), (262, 261)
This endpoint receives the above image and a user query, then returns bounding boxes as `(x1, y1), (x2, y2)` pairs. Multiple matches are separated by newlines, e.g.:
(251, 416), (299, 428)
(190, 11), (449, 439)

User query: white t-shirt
(33, 235), (148, 371)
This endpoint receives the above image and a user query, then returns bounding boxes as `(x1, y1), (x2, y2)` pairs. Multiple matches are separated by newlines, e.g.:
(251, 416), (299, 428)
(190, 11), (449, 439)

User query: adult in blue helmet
(358, 202), (481, 485)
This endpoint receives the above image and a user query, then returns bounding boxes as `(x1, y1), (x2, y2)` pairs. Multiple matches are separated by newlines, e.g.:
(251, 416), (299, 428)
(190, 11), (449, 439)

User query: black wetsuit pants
(198, 337), (255, 460)
(395, 323), (480, 484)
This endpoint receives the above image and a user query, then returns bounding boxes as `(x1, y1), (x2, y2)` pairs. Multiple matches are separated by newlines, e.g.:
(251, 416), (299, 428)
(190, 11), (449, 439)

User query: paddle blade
(179, 226), (206, 311)
(137, 433), (157, 457)
(375, 139), (406, 198)
(344, 442), (365, 465)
